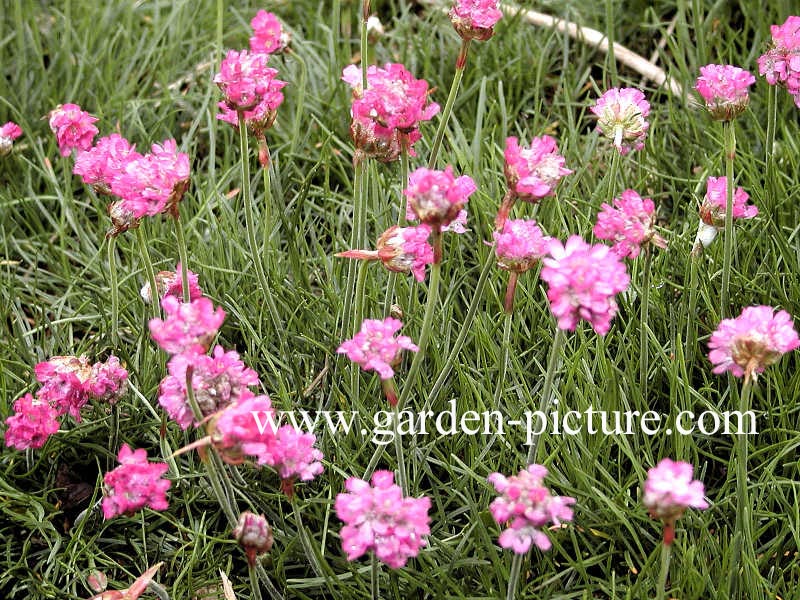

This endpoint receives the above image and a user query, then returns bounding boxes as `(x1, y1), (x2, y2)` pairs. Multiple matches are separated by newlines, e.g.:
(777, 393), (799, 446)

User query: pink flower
(215, 50), (286, 112)
(335, 470), (431, 568)
(493, 219), (551, 272)
(337, 225), (434, 282)
(102, 444), (171, 519)
(488, 464), (575, 554)
(699, 176), (758, 229)
(263, 425), (324, 491)
(48, 103), (99, 156)
(708, 305), (799, 382)
(337, 317), (419, 380)
(593, 189), (667, 259)
(695, 64), (755, 121)
(140, 264), (203, 304)
(0, 121), (23, 156)
(590, 88), (650, 155)
(404, 166), (477, 230)
(758, 16), (800, 107)
(250, 10), (290, 55)
(643, 458), (708, 530)
(209, 394), (277, 465)
(73, 134), (141, 195)
(149, 296), (226, 355)
(88, 355), (128, 403)
(449, 0), (503, 41)
(504, 136), (572, 202)
(540, 236), (630, 335)
(4, 394), (61, 450)
(111, 139), (191, 218)
(34, 355), (93, 420)
(158, 346), (260, 429)
(233, 511), (274, 566)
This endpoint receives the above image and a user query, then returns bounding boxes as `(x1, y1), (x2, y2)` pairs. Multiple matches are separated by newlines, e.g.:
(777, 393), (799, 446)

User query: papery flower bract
(140, 264), (203, 304)
(106, 200), (140, 238)
(102, 444), (170, 519)
(209, 394), (277, 465)
(88, 355), (128, 403)
(404, 166), (476, 229)
(215, 50), (285, 112)
(249, 10), (290, 55)
(493, 219), (551, 272)
(34, 355), (93, 420)
(335, 470), (431, 568)
(338, 225), (434, 282)
(708, 305), (799, 382)
(504, 136), (572, 203)
(233, 511), (274, 567)
(699, 176), (758, 229)
(4, 393), (61, 450)
(540, 236), (630, 335)
(590, 88), (650, 155)
(149, 296), (226, 355)
(337, 317), (419, 380)
(643, 458), (708, 527)
(48, 103), (99, 156)
(159, 346), (260, 429)
(488, 464), (575, 554)
(593, 189), (667, 258)
(0, 121), (23, 156)
(449, 0), (503, 41)
(73, 134), (141, 195)
(758, 16), (800, 107)
(695, 64), (755, 121)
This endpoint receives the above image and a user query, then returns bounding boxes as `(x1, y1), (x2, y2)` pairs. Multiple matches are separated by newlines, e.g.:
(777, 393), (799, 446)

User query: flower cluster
(337, 317), (419, 380)
(493, 219), (551, 273)
(249, 10), (290, 55)
(336, 225), (434, 282)
(233, 511), (274, 567)
(540, 236), (630, 335)
(73, 133), (140, 195)
(49, 103), (98, 156)
(593, 189), (667, 259)
(503, 136), (572, 204)
(404, 166), (477, 231)
(591, 88), (650, 155)
(449, 0), (503, 41)
(335, 470), (431, 568)
(102, 444), (171, 519)
(695, 64), (755, 121)
(643, 458), (708, 543)
(694, 176), (758, 251)
(140, 264), (203, 304)
(488, 464), (575, 553)
(0, 121), (22, 156)
(4, 394), (60, 450)
(149, 296), (226, 355)
(758, 16), (800, 107)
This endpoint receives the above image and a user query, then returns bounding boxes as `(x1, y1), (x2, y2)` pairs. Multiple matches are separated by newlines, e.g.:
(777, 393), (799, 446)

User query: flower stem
(493, 310), (513, 409)
(249, 564), (263, 600)
(720, 121), (735, 318)
(371, 552), (381, 600)
(136, 226), (160, 320)
(393, 403), (408, 494)
(107, 236), (119, 344)
(288, 48), (308, 160)
(526, 327), (566, 464)
(655, 539), (673, 600)
(361, 0), (370, 89)
(684, 253), (699, 369)
(428, 39), (471, 169)
(765, 83), (777, 215)
(506, 553), (525, 600)
(342, 159), (369, 341)
(383, 149), (410, 314)
(173, 212), (191, 303)
(639, 246), (652, 398)
(734, 377), (757, 591)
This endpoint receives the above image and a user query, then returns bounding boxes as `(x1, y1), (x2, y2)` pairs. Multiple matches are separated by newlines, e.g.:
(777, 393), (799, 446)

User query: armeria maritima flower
(643, 458), (708, 544)
(209, 393), (277, 465)
(591, 88), (650, 155)
(102, 444), (171, 519)
(449, 0), (503, 41)
(215, 49), (285, 112)
(337, 317), (419, 380)
(48, 103), (99, 156)
(233, 511), (274, 567)
(335, 470), (431, 568)
(504, 136), (572, 203)
(593, 189), (667, 259)
(4, 393), (61, 450)
(149, 296), (226, 355)
(249, 10), (290, 55)
(87, 355), (129, 403)
(708, 305), (799, 383)
(540, 236), (630, 335)
(263, 425), (324, 494)
(493, 219), (551, 273)
(0, 121), (23, 156)
(336, 224), (434, 282)
(488, 464), (575, 554)
(140, 264), (203, 304)
(34, 355), (93, 420)
(695, 64), (755, 121)
(73, 133), (141, 195)
(758, 16), (800, 107)
(404, 166), (477, 230)
(699, 176), (758, 227)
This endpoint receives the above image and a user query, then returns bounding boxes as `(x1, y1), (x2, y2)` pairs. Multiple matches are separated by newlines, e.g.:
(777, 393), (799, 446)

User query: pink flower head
(102, 444), (171, 519)
(250, 10), (290, 55)
(335, 470), (431, 568)
(209, 394), (277, 465)
(233, 511), (274, 567)
(263, 425), (324, 495)
(449, 0), (503, 41)
(73, 134), (141, 195)
(149, 296), (226, 355)
(159, 346), (260, 429)
(88, 355), (128, 403)
(140, 264), (203, 304)
(488, 464), (575, 554)
(34, 355), (93, 420)
(4, 393), (61, 450)
(377, 224), (434, 281)
(404, 166), (477, 230)
(708, 305), (799, 382)
(504, 136), (572, 203)
(593, 189), (668, 259)
(48, 103), (99, 156)
(493, 219), (551, 272)
(590, 88), (650, 155)
(540, 236), (630, 335)
(0, 121), (23, 156)
(215, 50), (286, 113)
(643, 458), (708, 533)
(699, 176), (757, 231)
(337, 317), (419, 380)
(695, 64), (755, 121)
(758, 16), (800, 107)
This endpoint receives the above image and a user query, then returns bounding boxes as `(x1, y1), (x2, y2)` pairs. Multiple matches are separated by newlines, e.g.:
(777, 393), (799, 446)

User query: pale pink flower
(503, 136), (572, 203)
(540, 236), (630, 335)
(337, 225), (434, 282)
(140, 264), (203, 304)
(88, 355), (128, 403)
(233, 511), (274, 566)
(449, 0), (503, 41)
(404, 166), (477, 230)
(102, 444), (171, 519)
(758, 16), (800, 107)
(335, 470), (431, 568)
(4, 393), (61, 450)
(0, 121), (23, 156)
(590, 88), (650, 155)
(337, 317), (419, 380)
(34, 356), (93, 420)
(262, 425), (324, 491)
(215, 50), (286, 112)
(48, 103), (99, 156)
(209, 394), (277, 465)
(708, 305), (799, 382)
(695, 64), (755, 121)
(158, 346), (260, 429)
(149, 296), (226, 355)
(593, 189), (667, 259)
(73, 134), (141, 194)
(643, 458), (708, 538)
(493, 219), (551, 273)
(488, 464), (575, 554)
(250, 10), (290, 55)
(699, 176), (758, 229)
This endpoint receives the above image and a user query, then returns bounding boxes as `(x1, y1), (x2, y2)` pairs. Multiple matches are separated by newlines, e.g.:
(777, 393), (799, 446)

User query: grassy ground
(1, 0), (799, 598)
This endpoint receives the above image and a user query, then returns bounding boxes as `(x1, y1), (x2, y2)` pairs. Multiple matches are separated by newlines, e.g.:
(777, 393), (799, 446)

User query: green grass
(2, 0), (800, 598)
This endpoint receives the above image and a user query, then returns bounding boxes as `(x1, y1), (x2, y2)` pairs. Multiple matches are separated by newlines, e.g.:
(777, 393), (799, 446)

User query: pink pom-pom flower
(695, 64), (755, 121)
(140, 264), (203, 304)
(249, 10), (290, 55)
(643, 458), (708, 544)
(73, 133), (141, 195)
(337, 317), (419, 380)
(48, 103), (99, 156)
(0, 121), (23, 156)
(404, 166), (477, 231)
(336, 225), (434, 282)
(504, 136), (572, 203)
(590, 88), (650, 155)
(493, 219), (551, 273)
(449, 0), (503, 41)
(149, 296), (226, 355)
(4, 393), (61, 450)
(593, 189), (667, 259)
(102, 444), (171, 519)
(758, 16), (800, 107)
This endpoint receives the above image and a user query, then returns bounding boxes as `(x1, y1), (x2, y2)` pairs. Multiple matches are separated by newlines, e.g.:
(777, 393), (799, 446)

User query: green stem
(361, 0), (370, 89)
(249, 564), (263, 600)
(526, 328), (566, 464)
(735, 378), (756, 591)
(765, 84), (777, 215)
(428, 39), (471, 169)
(173, 213), (191, 303)
(292, 499), (325, 578)
(382, 149), (410, 314)
(107, 236), (119, 344)
(342, 159), (369, 340)
(261, 152), (273, 253)
(720, 121), (735, 318)
(606, 149), (620, 204)
(639, 246), (652, 398)
(393, 403), (408, 494)
(604, 0), (618, 87)
(136, 226), (160, 320)
(493, 309), (513, 409)
(371, 552), (380, 600)
(655, 540), (672, 600)
(506, 553), (524, 600)
(350, 261), (370, 396)
(289, 49), (308, 160)
(684, 254), (699, 370)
